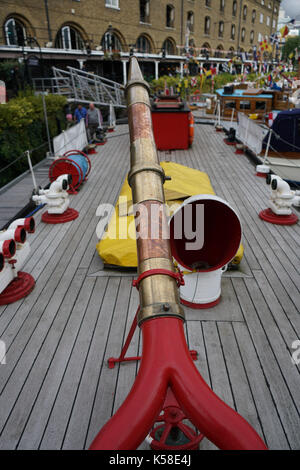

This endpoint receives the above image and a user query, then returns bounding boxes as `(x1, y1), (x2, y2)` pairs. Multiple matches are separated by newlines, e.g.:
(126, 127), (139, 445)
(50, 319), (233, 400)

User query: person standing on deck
(74, 103), (87, 123)
(86, 102), (103, 141)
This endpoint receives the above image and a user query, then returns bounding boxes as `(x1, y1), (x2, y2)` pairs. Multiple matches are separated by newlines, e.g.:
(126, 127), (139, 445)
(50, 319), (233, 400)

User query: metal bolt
(163, 303), (170, 312)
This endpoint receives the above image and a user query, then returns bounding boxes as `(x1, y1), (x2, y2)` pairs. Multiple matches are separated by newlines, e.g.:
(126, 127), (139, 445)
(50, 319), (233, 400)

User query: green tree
(281, 36), (300, 62)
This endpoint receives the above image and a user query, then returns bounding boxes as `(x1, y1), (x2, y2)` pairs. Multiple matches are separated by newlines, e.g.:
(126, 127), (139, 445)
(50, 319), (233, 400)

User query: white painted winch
(169, 194), (242, 309)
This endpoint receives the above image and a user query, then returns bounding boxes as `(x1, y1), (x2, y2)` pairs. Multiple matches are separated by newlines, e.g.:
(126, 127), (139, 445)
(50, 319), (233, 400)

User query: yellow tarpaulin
(97, 162), (243, 268)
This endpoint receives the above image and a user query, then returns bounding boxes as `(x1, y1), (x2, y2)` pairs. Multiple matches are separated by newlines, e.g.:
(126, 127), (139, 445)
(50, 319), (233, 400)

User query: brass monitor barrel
(126, 57), (184, 326)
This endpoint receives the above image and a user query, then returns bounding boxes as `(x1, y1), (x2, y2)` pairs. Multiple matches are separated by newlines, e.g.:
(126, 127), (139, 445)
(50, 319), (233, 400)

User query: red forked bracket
(107, 306), (197, 369)
(93, 317), (267, 450)
(107, 270), (196, 369)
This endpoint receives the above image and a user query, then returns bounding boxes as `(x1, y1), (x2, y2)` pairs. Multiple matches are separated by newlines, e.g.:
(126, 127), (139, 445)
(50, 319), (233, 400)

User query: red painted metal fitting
(0, 239), (16, 258)
(259, 208), (298, 226)
(0, 272), (35, 305)
(23, 217), (35, 233)
(14, 227), (26, 244)
(42, 208), (79, 224)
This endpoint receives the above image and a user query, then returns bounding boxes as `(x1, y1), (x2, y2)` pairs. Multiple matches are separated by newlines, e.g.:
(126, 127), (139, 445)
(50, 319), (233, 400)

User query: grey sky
(281, 0), (300, 20)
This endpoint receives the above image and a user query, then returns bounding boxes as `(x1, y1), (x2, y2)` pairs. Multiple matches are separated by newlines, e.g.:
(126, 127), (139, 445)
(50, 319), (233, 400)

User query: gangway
(32, 66), (126, 108)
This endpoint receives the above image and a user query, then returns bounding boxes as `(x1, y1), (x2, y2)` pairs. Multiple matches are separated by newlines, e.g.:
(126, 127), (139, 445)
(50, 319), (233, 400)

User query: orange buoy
(188, 112), (194, 147)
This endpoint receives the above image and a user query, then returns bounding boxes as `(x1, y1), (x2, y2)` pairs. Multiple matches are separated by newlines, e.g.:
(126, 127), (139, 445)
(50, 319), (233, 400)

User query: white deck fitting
(0, 123), (299, 450)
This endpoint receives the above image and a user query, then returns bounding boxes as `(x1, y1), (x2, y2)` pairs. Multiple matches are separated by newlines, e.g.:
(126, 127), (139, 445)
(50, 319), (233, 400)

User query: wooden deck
(0, 123), (299, 450)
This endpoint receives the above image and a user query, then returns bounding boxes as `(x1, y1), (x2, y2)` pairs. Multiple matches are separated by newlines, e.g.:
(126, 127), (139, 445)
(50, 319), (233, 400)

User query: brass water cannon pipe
(126, 57), (184, 326)
(89, 57), (268, 451)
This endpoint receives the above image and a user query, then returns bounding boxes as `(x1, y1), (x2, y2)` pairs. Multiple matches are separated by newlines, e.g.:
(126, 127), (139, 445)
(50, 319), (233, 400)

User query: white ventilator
(266, 174), (300, 214)
(0, 217), (35, 294)
(32, 174), (71, 214)
(108, 101), (116, 130)
(169, 195), (242, 309)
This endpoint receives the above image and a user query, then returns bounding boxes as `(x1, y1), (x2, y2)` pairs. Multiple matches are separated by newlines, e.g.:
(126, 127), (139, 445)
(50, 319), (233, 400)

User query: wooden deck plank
(0, 123), (298, 450)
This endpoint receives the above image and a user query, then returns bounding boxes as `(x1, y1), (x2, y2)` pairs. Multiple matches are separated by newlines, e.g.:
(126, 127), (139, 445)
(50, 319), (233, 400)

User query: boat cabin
(263, 108), (300, 157)
(216, 88), (273, 120)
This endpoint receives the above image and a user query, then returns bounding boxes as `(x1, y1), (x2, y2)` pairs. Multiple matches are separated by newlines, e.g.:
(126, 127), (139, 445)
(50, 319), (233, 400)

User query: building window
(4, 18), (27, 46)
(105, 0), (119, 8)
(241, 27), (245, 42)
(162, 37), (176, 55)
(101, 30), (123, 52)
(166, 5), (175, 28)
(205, 0), (211, 7)
(250, 30), (254, 43)
(136, 34), (152, 53)
(140, 0), (150, 23)
(261, 0), (264, 5)
(204, 16), (210, 34)
(232, 0), (237, 17)
(220, 0), (225, 12)
(243, 5), (247, 20)
(187, 11), (194, 32)
(219, 21), (224, 37)
(55, 25), (85, 50)
(260, 13), (263, 23)
(273, 19), (276, 28)
(266, 16), (270, 26)
(268, 2), (272, 8)
(274, 6), (278, 14)
(231, 24), (235, 39)
(258, 32), (262, 42)
(252, 9), (256, 23)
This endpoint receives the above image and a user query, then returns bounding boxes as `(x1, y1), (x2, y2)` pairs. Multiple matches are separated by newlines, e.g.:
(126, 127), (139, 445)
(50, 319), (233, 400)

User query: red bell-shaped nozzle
(169, 195), (242, 272)
(14, 227), (27, 244)
(0, 239), (16, 258)
(23, 217), (35, 234)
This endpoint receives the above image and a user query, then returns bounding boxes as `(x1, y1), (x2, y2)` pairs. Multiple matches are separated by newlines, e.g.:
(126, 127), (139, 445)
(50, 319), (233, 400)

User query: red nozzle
(14, 227), (26, 244)
(1, 239), (16, 258)
(24, 217), (35, 234)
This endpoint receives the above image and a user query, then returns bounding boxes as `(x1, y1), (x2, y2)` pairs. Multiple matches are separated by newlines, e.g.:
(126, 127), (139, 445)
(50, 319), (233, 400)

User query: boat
(0, 60), (299, 450)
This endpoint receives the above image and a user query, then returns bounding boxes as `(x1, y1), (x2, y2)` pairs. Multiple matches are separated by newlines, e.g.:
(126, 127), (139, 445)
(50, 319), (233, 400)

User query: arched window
(241, 27), (246, 42)
(205, 0), (211, 6)
(232, 0), (237, 17)
(140, 0), (150, 23)
(166, 5), (175, 28)
(101, 30), (123, 52)
(201, 43), (211, 57)
(215, 45), (224, 58)
(243, 5), (247, 20)
(4, 17), (27, 46)
(231, 24), (236, 40)
(187, 11), (194, 32)
(136, 34), (152, 53)
(227, 46), (235, 58)
(204, 16), (210, 34)
(250, 30), (254, 44)
(252, 9), (256, 24)
(220, 0), (225, 12)
(55, 25), (85, 50)
(219, 21), (224, 37)
(162, 38), (176, 55)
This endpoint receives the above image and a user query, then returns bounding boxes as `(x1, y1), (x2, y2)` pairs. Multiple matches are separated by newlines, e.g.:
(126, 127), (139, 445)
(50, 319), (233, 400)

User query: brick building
(0, 0), (281, 83)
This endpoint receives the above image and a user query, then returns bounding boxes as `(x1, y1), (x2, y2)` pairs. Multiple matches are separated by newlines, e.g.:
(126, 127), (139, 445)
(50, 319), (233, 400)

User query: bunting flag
(280, 25), (289, 38)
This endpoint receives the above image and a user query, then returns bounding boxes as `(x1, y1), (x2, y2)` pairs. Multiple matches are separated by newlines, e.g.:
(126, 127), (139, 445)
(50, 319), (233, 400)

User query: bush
(0, 92), (67, 188)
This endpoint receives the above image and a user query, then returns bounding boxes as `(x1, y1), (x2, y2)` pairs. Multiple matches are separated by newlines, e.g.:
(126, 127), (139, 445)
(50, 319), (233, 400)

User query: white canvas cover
(53, 119), (88, 157)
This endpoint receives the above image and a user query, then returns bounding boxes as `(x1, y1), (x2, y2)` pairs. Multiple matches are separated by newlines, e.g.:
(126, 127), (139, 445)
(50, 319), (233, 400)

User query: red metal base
(95, 140), (107, 146)
(0, 272), (35, 305)
(90, 317), (267, 450)
(42, 208), (79, 224)
(256, 172), (267, 178)
(180, 296), (221, 310)
(235, 148), (244, 154)
(259, 208), (298, 225)
(215, 128), (223, 132)
(108, 128), (115, 133)
(149, 389), (204, 450)
(88, 148), (97, 154)
(223, 139), (236, 146)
